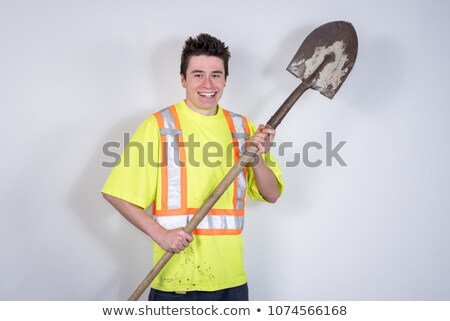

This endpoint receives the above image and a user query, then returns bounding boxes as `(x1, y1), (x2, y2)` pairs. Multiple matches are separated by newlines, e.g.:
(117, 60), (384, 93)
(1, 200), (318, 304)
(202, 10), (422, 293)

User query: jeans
(148, 283), (249, 301)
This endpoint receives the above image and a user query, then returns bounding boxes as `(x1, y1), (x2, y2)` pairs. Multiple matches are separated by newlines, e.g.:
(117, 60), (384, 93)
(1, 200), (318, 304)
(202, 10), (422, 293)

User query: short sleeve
(245, 121), (284, 202)
(101, 116), (160, 209)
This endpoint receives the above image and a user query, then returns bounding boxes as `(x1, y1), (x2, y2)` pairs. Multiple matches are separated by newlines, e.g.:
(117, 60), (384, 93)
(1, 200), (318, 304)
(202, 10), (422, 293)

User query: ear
(181, 74), (186, 88)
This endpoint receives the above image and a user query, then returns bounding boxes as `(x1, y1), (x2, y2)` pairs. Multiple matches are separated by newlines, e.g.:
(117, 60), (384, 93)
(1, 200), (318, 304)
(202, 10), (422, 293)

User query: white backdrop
(1, 0), (449, 300)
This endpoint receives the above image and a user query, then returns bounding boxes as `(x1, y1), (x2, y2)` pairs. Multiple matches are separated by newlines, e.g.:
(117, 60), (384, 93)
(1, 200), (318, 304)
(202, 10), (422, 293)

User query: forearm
(102, 193), (193, 252)
(250, 154), (280, 203)
(102, 193), (165, 243)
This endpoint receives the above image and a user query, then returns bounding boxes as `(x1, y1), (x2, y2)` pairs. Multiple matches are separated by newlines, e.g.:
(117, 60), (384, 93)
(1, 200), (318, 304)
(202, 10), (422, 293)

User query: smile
(198, 92), (216, 97)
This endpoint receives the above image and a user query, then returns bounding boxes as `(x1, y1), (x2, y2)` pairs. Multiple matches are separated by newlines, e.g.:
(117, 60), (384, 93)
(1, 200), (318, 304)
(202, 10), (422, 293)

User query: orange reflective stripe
(242, 115), (250, 137)
(223, 109), (236, 132)
(168, 105), (187, 209)
(242, 115), (250, 199)
(154, 111), (168, 210)
(193, 228), (243, 236)
(154, 111), (165, 130)
(154, 208), (244, 217)
(222, 109), (240, 210)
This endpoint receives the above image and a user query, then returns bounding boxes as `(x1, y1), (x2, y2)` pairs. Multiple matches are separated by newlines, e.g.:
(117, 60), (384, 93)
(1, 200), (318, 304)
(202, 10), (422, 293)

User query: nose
(202, 76), (213, 88)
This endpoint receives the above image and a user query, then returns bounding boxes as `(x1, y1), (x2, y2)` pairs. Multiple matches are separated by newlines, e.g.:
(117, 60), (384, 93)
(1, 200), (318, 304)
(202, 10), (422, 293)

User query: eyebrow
(190, 70), (223, 74)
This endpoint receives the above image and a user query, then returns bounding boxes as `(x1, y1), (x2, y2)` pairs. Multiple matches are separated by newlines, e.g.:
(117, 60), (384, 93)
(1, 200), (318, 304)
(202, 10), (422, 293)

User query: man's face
(181, 55), (226, 116)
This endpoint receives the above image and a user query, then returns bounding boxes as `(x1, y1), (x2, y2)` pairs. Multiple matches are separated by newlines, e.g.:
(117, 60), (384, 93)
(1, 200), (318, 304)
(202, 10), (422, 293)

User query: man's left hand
(250, 124), (276, 155)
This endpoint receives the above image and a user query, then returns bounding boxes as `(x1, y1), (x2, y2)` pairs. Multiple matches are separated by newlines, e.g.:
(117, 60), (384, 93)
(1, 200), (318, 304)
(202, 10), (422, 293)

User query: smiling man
(182, 55), (225, 115)
(102, 34), (283, 301)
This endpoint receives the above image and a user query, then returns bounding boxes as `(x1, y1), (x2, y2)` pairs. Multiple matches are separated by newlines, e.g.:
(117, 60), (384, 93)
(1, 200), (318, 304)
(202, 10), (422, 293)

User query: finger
(251, 137), (265, 145)
(254, 142), (264, 155)
(263, 141), (273, 149)
(179, 230), (193, 242)
(262, 126), (275, 133)
(172, 238), (184, 252)
(180, 238), (189, 247)
(251, 140), (263, 150)
(253, 131), (269, 141)
(261, 128), (276, 138)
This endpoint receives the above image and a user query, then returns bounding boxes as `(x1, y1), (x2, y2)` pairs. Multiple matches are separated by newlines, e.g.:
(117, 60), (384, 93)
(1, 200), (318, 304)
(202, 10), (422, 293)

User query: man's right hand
(101, 193), (194, 253)
(156, 227), (193, 253)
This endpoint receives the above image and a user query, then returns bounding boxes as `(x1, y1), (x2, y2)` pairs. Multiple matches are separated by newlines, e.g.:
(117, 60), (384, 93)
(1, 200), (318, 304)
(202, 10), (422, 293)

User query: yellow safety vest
(152, 105), (251, 235)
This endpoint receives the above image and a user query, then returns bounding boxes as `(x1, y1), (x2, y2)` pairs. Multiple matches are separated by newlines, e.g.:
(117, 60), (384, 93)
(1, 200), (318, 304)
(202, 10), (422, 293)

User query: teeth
(199, 92), (215, 97)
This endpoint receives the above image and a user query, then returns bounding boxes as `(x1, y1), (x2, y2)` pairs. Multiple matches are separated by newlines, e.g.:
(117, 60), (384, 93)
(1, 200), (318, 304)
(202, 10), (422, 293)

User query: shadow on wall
(147, 37), (185, 107)
(345, 34), (405, 112)
(68, 111), (155, 300)
(256, 24), (322, 111)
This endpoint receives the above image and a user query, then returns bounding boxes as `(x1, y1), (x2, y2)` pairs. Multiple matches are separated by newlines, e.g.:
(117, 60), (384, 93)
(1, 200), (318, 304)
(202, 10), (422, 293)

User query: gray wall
(1, 0), (449, 300)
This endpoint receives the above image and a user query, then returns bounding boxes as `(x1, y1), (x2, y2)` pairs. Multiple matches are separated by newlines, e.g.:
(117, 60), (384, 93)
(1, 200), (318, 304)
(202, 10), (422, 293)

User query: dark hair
(180, 33), (231, 78)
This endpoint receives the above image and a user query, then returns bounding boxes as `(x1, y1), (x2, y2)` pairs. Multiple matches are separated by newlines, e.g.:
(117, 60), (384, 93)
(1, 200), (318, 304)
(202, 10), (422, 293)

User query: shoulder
(130, 108), (169, 141)
(220, 107), (253, 124)
(143, 105), (176, 127)
(221, 107), (258, 135)
(221, 107), (248, 120)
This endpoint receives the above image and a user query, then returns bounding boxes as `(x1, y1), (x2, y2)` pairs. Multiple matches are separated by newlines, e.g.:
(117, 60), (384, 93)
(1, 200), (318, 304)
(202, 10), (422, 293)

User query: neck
(184, 100), (218, 116)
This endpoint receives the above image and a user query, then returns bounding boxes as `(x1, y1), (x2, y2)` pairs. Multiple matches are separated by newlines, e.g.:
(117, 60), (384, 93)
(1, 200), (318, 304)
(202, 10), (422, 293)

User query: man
(102, 34), (283, 301)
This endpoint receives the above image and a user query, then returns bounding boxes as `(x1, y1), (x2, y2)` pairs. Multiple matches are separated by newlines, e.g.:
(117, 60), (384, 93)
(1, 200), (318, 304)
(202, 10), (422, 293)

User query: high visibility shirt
(102, 100), (283, 292)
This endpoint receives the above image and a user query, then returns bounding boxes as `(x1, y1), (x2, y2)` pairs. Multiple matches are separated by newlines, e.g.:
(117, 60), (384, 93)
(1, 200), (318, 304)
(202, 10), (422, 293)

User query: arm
(102, 193), (193, 253)
(249, 124), (281, 203)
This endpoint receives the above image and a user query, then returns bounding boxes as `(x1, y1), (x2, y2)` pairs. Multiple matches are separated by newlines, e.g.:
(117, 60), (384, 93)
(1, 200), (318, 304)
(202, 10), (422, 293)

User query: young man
(102, 34), (283, 301)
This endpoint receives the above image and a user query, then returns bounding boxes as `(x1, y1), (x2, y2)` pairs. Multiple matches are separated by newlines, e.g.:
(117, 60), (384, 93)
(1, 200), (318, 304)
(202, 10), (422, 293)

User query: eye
(193, 73), (203, 78)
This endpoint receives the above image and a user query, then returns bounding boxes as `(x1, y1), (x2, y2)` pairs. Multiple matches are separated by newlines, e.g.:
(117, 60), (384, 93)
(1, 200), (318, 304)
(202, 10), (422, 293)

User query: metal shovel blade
(286, 21), (358, 99)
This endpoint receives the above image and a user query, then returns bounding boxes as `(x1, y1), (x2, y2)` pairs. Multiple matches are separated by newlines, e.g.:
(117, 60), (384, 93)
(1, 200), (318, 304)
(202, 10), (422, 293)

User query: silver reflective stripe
(159, 107), (182, 210)
(154, 214), (244, 230)
(229, 112), (248, 156)
(160, 128), (182, 136)
(232, 132), (251, 140)
(235, 171), (246, 210)
(229, 111), (248, 210)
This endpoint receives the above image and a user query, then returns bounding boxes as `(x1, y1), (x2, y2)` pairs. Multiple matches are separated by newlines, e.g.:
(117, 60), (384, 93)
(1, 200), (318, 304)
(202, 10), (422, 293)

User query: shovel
(128, 20), (358, 301)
